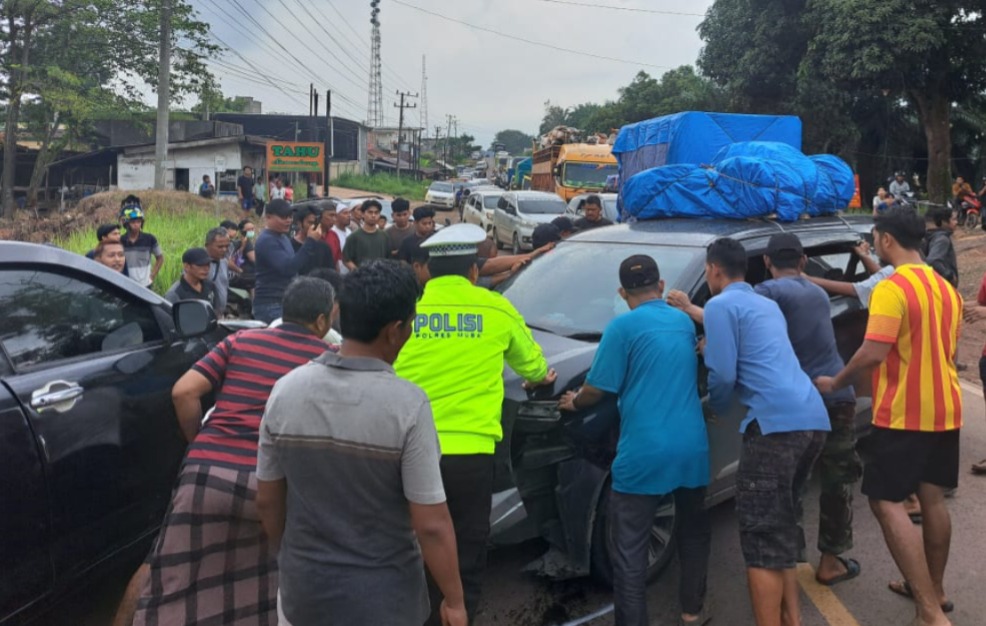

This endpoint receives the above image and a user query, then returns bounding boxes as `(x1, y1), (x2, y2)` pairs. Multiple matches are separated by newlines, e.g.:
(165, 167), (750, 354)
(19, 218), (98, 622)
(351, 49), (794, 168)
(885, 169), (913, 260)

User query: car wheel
(512, 233), (521, 255)
(589, 484), (677, 588)
(493, 228), (504, 250)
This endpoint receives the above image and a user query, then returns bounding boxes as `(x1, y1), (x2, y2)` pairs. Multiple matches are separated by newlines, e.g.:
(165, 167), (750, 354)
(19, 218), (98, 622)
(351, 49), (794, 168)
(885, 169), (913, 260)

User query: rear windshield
(483, 196), (500, 209)
(519, 199), (567, 214)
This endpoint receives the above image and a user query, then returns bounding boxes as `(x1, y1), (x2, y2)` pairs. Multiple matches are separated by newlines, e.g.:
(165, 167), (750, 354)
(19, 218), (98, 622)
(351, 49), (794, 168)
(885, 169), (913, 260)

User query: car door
(494, 195), (512, 244)
(0, 266), (191, 587)
(0, 366), (50, 622)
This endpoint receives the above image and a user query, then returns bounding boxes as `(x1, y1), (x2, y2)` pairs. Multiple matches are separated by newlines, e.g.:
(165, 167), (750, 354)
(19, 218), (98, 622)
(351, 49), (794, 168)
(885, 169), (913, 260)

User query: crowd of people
(73, 177), (979, 626)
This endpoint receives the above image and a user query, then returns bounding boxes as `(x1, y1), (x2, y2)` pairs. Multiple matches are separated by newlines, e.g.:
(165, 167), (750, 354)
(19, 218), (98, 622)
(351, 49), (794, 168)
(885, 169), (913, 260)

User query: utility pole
(452, 116), (459, 166)
(324, 90), (332, 197)
(309, 83), (314, 116)
(394, 90), (418, 179)
(154, 0), (172, 190)
(446, 114), (453, 172)
(420, 55), (428, 138)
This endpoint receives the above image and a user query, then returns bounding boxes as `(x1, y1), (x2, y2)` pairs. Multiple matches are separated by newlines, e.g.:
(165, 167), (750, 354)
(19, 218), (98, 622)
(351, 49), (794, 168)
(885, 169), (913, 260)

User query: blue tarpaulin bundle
(612, 112), (803, 191)
(620, 141), (855, 222)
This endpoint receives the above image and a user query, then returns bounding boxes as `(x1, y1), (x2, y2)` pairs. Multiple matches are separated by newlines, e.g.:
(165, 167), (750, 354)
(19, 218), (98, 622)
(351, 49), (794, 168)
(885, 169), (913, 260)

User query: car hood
(503, 329), (597, 402)
(429, 190), (454, 197)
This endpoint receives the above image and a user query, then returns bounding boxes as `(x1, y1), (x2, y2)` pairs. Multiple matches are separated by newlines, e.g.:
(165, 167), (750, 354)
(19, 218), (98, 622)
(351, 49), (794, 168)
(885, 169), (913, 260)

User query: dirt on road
(954, 228), (986, 385)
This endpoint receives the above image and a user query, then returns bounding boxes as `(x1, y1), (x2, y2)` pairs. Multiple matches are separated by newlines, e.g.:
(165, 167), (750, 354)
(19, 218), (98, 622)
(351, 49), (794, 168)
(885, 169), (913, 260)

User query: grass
(334, 172), (431, 201)
(49, 190), (245, 295)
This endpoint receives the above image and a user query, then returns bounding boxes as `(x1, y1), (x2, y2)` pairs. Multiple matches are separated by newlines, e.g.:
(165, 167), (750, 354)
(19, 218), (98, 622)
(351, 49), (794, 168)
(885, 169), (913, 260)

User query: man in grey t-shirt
(256, 260), (466, 626)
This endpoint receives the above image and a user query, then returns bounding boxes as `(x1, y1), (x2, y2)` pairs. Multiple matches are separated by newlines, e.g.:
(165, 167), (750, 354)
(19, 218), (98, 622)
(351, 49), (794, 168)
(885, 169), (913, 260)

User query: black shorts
(736, 422), (826, 570)
(860, 427), (960, 502)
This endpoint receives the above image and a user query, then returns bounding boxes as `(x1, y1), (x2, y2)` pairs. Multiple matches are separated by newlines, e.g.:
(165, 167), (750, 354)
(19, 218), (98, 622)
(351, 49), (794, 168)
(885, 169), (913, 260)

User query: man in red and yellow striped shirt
(816, 208), (959, 626)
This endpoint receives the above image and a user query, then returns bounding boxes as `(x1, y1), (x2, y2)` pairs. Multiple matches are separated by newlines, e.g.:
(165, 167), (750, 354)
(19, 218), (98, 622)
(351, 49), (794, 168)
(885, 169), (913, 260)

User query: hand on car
(814, 376), (836, 395)
(558, 390), (579, 412)
(440, 600), (468, 626)
(852, 241), (871, 258)
(523, 368), (557, 390)
(666, 289), (692, 310)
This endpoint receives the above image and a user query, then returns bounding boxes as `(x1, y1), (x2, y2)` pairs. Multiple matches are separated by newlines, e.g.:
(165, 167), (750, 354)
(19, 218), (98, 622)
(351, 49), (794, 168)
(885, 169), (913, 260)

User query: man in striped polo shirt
(817, 208), (961, 626)
(122, 277), (334, 626)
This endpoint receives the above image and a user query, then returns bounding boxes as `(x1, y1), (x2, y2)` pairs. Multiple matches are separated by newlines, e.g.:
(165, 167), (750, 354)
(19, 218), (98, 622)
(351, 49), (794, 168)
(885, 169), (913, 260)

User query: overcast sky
(192, 0), (715, 147)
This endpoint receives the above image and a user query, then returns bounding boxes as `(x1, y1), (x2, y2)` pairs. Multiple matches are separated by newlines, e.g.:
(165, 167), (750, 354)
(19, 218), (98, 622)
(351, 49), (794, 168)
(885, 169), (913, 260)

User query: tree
(493, 129), (534, 155)
(0, 0), (216, 215)
(538, 100), (568, 135)
(804, 0), (986, 202)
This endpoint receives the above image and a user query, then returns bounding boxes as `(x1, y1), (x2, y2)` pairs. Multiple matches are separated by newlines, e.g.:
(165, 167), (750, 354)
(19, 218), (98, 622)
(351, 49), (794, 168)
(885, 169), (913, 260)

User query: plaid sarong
(133, 463), (278, 626)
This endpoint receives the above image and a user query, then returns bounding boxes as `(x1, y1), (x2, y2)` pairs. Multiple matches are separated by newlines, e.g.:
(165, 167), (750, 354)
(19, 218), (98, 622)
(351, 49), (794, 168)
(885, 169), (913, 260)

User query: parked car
(488, 216), (875, 585)
(462, 189), (505, 233)
(567, 193), (620, 223)
(425, 181), (456, 208)
(492, 191), (569, 253)
(0, 242), (228, 623)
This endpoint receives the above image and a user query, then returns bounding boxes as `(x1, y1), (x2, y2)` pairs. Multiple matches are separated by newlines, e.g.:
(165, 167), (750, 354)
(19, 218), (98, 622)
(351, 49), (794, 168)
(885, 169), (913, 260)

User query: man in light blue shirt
(701, 238), (829, 626)
(559, 254), (710, 626)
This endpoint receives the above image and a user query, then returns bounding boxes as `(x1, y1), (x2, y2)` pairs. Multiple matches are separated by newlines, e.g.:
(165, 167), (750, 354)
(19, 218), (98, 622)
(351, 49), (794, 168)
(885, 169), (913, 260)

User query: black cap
(551, 216), (577, 233)
(182, 247), (212, 266)
(619, 254), (660, 290)
(766, 233), (804, 259)
(266, 199), (293, 218)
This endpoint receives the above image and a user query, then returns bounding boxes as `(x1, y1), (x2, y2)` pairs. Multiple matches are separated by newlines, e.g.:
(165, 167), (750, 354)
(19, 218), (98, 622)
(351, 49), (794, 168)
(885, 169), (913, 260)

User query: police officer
(395, 224), (556, 624)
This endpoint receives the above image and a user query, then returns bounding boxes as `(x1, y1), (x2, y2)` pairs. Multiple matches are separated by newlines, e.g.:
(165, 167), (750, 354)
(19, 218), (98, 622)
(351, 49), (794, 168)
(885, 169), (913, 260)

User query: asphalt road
(473, 381), (986, 626)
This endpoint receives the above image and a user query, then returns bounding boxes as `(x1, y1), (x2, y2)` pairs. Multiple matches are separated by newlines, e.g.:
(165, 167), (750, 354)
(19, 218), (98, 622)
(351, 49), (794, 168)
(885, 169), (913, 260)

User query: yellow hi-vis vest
(395, 275), (549, 455)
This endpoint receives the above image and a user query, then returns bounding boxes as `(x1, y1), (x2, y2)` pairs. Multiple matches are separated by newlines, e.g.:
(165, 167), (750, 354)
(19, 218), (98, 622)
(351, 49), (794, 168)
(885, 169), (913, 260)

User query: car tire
(589, 484), (678, 588)
(512, 233), (521, 255)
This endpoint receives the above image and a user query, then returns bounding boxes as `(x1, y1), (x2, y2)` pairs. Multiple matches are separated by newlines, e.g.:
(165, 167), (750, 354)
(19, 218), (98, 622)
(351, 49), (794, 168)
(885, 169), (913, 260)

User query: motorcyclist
(888, 172), (911, 198)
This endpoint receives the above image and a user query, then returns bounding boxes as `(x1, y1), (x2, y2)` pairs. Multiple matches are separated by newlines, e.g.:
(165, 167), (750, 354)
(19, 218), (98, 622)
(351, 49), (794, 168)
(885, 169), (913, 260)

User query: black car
(0, 242), (226, 624)
(488, 216), (875, 585)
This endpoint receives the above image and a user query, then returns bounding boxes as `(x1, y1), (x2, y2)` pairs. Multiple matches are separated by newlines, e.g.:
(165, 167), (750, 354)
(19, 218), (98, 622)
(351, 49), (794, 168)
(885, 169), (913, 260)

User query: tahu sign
(266, 141), (325, 172)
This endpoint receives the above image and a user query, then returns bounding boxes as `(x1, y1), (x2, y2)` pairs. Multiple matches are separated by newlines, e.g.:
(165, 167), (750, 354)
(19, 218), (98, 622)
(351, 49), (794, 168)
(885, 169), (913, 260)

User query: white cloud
(191, 0), (714, 147)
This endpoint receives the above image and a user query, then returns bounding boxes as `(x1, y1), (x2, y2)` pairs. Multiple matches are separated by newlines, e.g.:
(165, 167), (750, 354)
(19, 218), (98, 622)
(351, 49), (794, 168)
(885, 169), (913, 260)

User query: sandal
(972, 459), (986, 475)
(887, 580), (954, 613)
(815, 556), (861, 586)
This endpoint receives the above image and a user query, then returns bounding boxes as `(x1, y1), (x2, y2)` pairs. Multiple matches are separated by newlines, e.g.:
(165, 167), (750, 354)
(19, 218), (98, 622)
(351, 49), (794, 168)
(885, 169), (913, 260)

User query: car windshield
(483, 196), (500, 209)
(431, 182), (452, 193)
(563, 162), (618, 187)
(519, 198), (567, 214)
(500, 242), (700, 337)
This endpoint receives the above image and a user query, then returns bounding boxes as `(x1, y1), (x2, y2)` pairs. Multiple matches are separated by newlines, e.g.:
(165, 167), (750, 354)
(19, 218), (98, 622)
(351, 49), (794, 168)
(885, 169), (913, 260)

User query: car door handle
(31, 380), (84, 412)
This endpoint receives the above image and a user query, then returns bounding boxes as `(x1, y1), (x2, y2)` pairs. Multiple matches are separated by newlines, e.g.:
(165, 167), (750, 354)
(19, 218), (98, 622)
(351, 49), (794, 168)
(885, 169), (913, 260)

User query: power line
(238, 0), (366, 110)
(277, 0), (374, 88)
(390, 0), (673, 69)
(533, 0), (705, 17)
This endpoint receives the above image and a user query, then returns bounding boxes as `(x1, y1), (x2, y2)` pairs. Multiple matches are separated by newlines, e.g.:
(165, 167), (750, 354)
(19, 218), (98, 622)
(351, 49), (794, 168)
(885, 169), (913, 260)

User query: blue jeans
(252, 301), (282, 324)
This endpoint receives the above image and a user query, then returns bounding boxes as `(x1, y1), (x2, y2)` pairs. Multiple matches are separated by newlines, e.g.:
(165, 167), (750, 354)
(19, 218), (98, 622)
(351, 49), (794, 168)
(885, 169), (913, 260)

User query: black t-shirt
(397, 233), (429, 264)
(573, 216), (613, 231)
(237, 175), (255, 199)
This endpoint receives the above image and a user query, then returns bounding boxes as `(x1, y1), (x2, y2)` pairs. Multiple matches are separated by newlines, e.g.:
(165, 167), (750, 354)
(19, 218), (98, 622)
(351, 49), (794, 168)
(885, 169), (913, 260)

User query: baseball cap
(182, 247), (212, 266)
(766, 233), (804, 259)
(265, 199), (294, 218)
(619, 254), (660, 290)
(551, 216), (577, 233)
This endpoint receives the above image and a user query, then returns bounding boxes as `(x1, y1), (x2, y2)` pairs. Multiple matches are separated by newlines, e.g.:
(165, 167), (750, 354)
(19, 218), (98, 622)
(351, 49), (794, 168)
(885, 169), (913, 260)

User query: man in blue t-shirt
(559, 254), (710, 626)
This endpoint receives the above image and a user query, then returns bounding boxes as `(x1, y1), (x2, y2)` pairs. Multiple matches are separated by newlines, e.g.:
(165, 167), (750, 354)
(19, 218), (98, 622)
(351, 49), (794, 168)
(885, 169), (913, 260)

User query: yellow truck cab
(531, 143), (618, 202)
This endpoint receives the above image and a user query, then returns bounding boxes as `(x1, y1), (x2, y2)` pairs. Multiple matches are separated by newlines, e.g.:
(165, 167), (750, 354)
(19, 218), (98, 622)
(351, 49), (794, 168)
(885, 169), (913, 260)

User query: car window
(483, 196), (500, 209)
(0, 268), (163, 370)
(500, 243), (701, 337)
(518, 199), (567, 215)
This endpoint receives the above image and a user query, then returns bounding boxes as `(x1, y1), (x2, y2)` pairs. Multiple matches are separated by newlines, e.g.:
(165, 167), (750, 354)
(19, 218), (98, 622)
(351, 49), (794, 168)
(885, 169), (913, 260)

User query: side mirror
(173, 300), (218, 338)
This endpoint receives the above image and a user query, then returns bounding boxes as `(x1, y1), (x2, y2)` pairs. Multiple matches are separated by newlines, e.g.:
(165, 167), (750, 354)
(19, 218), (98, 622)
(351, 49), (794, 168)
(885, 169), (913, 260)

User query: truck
(531, 143), (618, 202)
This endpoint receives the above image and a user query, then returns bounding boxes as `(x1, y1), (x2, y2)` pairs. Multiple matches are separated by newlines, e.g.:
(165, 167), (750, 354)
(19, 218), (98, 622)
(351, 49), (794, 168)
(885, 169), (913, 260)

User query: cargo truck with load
(531, 143), (618, 202)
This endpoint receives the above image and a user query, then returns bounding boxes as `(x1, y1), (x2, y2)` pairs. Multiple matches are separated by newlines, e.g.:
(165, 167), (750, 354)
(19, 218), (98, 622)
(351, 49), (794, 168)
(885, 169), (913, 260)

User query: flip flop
(887, 580), (954, 613)
(972, 459), (986, 475)
(815, 556), (861, 586)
